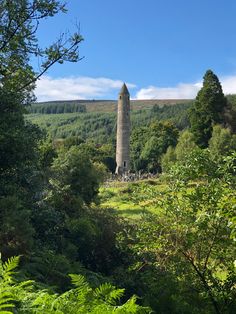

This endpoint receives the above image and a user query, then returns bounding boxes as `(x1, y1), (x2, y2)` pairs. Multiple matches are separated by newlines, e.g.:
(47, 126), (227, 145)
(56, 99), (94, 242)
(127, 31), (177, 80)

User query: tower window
(124, 161), (126, 167)
(119, 96), (122, 99)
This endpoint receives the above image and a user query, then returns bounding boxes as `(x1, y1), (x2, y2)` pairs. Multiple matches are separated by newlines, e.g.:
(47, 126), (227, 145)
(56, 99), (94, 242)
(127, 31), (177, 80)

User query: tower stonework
(115, 83), (131, 175)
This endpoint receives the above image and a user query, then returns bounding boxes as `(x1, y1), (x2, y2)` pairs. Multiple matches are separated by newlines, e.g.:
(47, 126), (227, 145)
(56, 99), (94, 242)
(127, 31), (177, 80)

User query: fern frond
(114, 295), (152, 313)
(68, 274), (92, 306)
(0, 292), (13, 303)
(1, 256), (20, 283)
(69, 274), (88, 289)
(107, 288), (124, 304)
(0, 304), (14, 309)
(0, 256), (18, 314)
(94, 283), (124, 305)
(94, 283), (115, 298)
(2, 256), (20, 273)
(0, 299), (14, 307)
(0, 292), (15, 314)
(17, 280), (34, 289)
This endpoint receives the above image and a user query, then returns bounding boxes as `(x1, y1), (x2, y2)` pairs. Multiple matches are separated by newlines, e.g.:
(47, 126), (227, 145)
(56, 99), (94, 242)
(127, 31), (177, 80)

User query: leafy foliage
(49, 146), (103, 206)
(0, 256), (150, 314)
(0, 256), (18, 314)
(0, 90), (42, 257)
(115, 172), (236, 313)
(209, 124), (236, 161)
(0, 0), (83, 258)
(0, 0), (83, 99)
(131, 120), (179, 172)
(168, 147), (219, 182)
(189, 70), (227, 147)
(161, 129), (197, 172)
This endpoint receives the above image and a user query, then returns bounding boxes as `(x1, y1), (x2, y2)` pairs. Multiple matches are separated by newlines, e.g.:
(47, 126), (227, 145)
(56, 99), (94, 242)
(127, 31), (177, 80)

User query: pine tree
(190, 70), (227, 148)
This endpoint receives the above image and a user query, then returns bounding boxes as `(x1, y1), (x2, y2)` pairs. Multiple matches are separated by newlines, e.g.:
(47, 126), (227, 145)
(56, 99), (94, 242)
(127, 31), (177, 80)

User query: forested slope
(29, 98), (191, 113)
(26, 101), (192, 142)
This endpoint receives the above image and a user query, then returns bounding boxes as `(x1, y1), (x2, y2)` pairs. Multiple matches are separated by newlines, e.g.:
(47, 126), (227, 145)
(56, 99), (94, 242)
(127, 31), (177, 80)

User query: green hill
(26, 99), (193, 143)
(29, 98), (192, 113)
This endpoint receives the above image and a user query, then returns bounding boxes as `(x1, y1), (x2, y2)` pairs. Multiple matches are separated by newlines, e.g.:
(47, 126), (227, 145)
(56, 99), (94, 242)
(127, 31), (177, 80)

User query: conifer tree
(190, 70), (227, 148)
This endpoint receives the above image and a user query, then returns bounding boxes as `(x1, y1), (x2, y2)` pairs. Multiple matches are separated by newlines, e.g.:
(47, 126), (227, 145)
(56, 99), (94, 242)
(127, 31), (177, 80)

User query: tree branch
(181, 249), (221, 314)
(16, 38), (84, 92)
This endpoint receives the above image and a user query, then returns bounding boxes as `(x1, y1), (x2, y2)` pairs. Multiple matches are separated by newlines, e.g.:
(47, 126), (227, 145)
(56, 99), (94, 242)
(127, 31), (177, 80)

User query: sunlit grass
(99, 179), (168, 218)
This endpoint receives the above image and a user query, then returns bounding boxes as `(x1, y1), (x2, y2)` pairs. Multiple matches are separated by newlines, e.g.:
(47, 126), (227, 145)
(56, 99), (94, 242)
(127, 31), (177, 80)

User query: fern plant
(27, 274), (151, 313)
(0, 255), (20, 314)
(0, 257), (151, 314)
(0, 255), (151, 313)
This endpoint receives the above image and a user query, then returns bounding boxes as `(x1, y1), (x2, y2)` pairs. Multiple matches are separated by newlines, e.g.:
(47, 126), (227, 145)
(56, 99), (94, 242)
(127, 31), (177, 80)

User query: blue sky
(35, 0), (236, 101)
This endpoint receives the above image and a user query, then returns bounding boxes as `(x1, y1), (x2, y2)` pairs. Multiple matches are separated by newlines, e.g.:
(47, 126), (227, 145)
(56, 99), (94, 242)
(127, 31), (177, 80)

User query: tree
(190, 70), (227, 148)
(175, 129), (197, 161)
(0, 0), (83, 101)
(130, 126), (149, 171)
(161, 146), (176, 172)
(222, 95), (236, 133)
(141, 121), (179, 172)
(0, 0), (83, 258)
(161, 130), (197, 172)
(49, 146), (103, 208)
(170, 148), (219, 182)
(131, 121), (179, 172)
(0, 91), (43, 257)
(120, 177), (236, 313)
(209, 125), (236, 161)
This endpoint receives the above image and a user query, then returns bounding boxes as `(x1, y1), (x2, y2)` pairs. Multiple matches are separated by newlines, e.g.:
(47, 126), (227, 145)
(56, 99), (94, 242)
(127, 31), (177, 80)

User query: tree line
(28, 102), (87, 114)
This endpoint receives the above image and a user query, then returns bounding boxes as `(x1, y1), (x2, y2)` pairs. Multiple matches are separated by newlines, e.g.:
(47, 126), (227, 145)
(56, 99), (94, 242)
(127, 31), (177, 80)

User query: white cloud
(135, 82), (202, 100)
(35, 76), (136, 101)
(135, 75), (236, 100)
(35, 74), (236, 102)
(221, 75), (236, 94)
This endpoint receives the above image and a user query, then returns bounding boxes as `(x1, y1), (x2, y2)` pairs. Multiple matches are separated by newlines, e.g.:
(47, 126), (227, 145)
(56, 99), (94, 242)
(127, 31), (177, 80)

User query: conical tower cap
(119, 83), (130, 95)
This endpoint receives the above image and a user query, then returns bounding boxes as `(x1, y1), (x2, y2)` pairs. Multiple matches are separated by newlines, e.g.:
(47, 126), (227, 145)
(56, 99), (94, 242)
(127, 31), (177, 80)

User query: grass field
(99, 179), (168, 219)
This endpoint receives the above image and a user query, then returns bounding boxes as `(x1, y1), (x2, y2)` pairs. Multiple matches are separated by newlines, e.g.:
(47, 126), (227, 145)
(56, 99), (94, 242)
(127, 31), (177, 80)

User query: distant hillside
(30, 98), (193, 113)
(29, 102), (87, 114)
(26, 100), (192, 143)
(25, 94), (236, 146)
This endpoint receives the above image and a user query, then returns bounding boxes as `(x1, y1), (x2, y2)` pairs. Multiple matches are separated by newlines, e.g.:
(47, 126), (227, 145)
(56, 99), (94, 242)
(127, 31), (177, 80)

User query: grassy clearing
(99, 179), (168, 219)
(99, 178), (203, 219)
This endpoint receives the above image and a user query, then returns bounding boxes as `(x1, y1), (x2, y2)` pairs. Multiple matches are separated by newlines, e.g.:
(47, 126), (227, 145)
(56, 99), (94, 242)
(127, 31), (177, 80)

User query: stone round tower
(115, 83), (131, 175)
